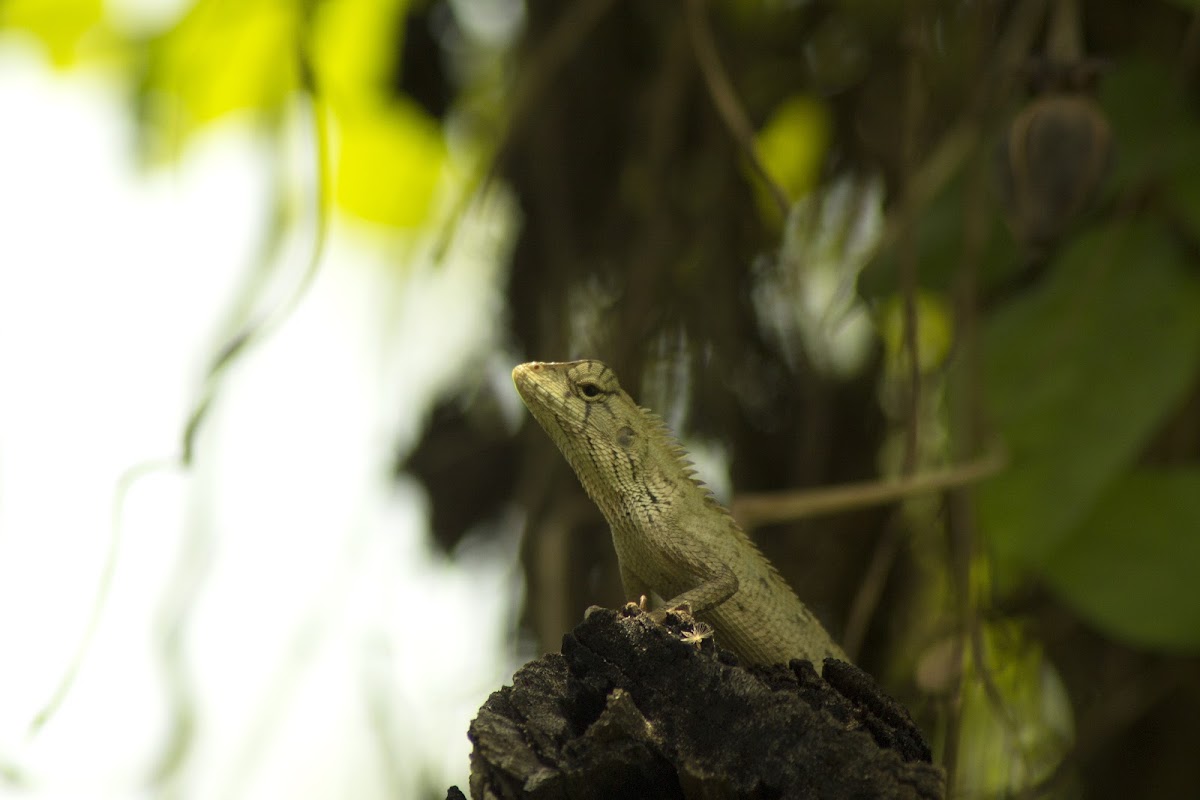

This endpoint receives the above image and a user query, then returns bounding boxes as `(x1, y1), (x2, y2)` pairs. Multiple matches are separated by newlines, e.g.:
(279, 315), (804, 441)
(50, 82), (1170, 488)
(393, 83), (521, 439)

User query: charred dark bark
(450, 607), (942, 800)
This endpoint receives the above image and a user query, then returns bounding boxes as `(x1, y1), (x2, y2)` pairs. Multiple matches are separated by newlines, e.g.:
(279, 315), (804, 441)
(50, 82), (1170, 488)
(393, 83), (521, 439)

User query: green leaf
(1099, 60), (1200, 237)
(979, 222), (1200, 570)
(1043, 470), (1200, 650)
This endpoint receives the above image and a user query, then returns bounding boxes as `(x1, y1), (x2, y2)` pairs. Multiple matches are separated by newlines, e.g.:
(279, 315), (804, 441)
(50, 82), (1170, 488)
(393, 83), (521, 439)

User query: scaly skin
(513, 359), (847, 672)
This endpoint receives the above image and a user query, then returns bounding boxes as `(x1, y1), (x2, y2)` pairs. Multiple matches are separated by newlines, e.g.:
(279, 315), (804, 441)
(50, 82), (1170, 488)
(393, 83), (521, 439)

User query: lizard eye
(578, 381), (602, 399)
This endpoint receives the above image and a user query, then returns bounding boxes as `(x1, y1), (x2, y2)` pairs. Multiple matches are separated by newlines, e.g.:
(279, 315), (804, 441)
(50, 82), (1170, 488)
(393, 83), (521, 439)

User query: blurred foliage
(877, 290), (953, 375)
(146, 0), (300, 129)
(0, 0), (108, 66)
(753, 93), (831, 223)
(980, 220), (1200, 649)
(334, 96), (448, 225)
(136, 0), (455, 226)
(2, 0), (464, 228)
(1047, 468), (1200, 649)
(954, 621), (1074, 798)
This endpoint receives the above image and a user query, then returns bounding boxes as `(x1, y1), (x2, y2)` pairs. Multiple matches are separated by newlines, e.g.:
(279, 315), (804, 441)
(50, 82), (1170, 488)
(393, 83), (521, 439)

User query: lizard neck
(576, 404), (734, 535)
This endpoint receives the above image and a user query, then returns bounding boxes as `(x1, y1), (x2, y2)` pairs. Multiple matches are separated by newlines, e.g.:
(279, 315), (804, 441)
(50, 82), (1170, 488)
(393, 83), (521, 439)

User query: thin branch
(943, 76), (996, 793)
(684, 0), (790, 217)
(26, 458), (178, 737)
(183, 55), (331, 464)
(842, 516), (905, 660)
(840, 1), (929, 661)
(1046, 0), (1083, 63)
(731, 448), (1007, 531)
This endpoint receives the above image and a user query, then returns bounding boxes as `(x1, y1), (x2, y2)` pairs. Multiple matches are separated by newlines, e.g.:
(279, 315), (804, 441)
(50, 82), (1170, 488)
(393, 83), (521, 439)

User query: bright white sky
(0, 30), (523, 800)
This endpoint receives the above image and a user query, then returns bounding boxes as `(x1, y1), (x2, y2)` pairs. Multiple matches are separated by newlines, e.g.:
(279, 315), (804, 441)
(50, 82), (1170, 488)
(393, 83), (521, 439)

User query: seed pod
(999, 88), (1112, 249)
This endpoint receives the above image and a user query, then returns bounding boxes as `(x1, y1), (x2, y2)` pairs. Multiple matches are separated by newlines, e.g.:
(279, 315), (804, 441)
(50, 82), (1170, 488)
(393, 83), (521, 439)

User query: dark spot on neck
(617, 425), (635, 449)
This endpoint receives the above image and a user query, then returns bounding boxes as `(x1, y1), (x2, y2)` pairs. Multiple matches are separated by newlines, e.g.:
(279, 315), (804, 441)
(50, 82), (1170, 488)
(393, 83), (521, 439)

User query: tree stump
(449, 606), (944, 799)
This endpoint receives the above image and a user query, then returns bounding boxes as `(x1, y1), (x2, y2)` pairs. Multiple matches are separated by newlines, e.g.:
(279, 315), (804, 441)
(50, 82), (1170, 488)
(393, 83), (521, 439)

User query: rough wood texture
(450, 606), (943, 800)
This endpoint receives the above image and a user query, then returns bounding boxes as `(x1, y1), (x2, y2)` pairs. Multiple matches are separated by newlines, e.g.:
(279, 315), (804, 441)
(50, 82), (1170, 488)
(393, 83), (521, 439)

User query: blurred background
(0, 0), (1198, 797)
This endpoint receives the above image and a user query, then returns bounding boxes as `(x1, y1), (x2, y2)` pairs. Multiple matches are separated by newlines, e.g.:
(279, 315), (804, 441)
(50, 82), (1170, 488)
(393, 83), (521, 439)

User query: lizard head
(512, 360), (662, 518)
(512, 359), (630, 442)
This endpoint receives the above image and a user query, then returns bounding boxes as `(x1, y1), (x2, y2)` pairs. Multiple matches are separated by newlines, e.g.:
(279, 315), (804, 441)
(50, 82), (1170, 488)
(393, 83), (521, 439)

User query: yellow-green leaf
(333, 99), (447, 228)
(313, 0), (410, 104)
(147, 0), (299, 138)
(753, 94), (830, 222)
(1, 0), (107, 68)
(877, 290), (954, 374)
(955, 621), (1074, 797)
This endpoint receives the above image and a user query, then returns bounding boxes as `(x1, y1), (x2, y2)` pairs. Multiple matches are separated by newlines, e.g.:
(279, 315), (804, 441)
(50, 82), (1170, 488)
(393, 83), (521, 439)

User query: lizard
(512, 359), (847, 673)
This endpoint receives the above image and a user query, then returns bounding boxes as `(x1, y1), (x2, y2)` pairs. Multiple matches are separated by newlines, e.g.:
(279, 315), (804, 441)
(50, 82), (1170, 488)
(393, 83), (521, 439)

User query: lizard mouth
(511, 363), (541, 405)
(513, 362), (557, 409)
(512, 362), (582, 436)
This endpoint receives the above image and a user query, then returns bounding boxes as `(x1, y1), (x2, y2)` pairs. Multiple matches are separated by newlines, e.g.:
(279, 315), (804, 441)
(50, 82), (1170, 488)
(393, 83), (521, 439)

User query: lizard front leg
(660, 563), (739, 617)
(623, 560), (727, 650)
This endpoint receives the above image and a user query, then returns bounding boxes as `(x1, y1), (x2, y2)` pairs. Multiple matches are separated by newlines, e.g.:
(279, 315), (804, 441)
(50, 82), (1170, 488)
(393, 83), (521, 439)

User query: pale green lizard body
(513, 359), (847, 673)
